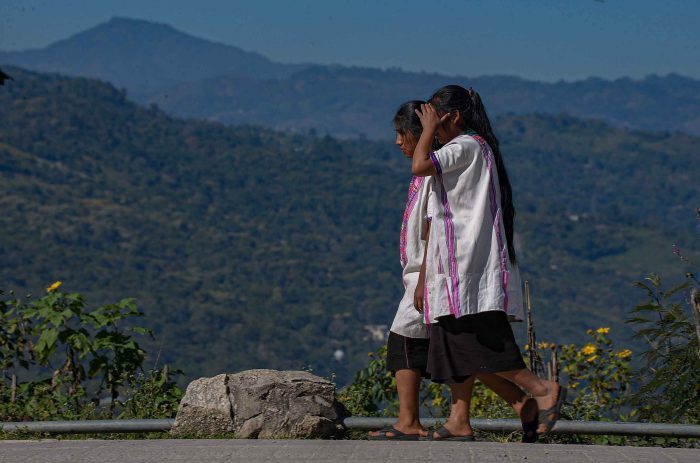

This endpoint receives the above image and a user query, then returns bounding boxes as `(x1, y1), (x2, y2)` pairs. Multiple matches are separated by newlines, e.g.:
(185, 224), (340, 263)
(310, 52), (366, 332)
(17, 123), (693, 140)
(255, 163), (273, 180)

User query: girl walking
(413, 85), (566, 440)
(370, 100), (540, 442)
(369, 100), (433, 440)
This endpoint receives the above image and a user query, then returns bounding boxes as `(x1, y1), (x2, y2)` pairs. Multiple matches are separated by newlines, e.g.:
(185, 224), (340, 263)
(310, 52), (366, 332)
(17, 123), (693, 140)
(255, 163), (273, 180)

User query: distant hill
(0, 17), (303, 99)
(146, 66), (700, 139)
(2, 18), (700, 138)
(1, 67), (697, 384)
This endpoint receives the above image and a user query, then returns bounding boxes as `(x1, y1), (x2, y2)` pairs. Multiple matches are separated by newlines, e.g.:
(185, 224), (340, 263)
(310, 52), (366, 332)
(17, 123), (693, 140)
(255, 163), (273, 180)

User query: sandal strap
(377, 426), (405, 437)
(539, 386), (568, 434)
(434, 426), (453, 438)
(538, 405), (559, 420)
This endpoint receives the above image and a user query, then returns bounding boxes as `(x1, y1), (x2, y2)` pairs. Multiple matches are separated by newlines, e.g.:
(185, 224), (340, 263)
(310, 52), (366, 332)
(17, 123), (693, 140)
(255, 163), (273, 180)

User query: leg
(432, 377), (475, 439)
(477, 373), (529, 415)
(395, 368), (428, 435)
(477, 373), (539, 442)
(368, 368), (427, 439)
(494, 369), (563, 434)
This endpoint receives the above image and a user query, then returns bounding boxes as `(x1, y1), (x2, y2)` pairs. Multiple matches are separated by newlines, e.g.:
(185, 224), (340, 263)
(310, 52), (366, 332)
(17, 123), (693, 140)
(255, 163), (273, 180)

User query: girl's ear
(452, 110), (462, 127)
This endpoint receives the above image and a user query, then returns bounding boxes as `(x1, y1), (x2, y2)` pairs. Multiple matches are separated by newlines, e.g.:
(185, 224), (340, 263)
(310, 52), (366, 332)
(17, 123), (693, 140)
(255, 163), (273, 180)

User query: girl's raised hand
(415, 103), (450, 133)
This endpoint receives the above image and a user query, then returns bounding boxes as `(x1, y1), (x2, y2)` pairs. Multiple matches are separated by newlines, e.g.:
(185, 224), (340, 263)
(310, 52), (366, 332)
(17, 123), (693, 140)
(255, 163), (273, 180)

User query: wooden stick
(11, 373), (17, 402)
(552, 348), (560, 383)
(692, 289), (700, 356)
(525, 281), (545, 377)
(525, 281), (535, 372)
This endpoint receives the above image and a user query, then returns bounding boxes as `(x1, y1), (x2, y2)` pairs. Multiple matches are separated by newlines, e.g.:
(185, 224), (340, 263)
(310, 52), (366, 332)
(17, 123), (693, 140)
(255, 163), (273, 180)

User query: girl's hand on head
(415, 103), (450, 133)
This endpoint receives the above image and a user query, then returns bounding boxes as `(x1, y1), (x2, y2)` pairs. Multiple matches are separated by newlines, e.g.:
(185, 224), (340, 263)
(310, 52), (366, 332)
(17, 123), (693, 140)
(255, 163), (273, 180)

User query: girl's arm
(412, 103), (448, 176)
(414, 220), (430, 312)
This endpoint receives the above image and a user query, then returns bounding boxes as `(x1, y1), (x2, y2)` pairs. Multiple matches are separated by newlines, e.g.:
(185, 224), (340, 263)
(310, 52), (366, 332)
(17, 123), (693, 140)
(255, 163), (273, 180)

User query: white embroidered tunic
(390, 175), (430, 338)
(422, 133), (524, 324)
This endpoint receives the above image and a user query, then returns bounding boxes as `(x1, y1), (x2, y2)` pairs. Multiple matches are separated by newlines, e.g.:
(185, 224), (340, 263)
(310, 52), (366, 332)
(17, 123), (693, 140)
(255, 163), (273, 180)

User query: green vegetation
(339, 259), (700, 445)
(338, 327), (633, 421)
(0, 284), (182, 422)
(0, 67), (698, 386)
(626, 275), (700, 423)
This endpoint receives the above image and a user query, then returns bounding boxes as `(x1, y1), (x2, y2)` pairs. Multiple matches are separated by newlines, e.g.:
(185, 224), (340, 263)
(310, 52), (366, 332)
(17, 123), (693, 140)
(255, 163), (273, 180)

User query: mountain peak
(0, 17), (300, 96)
(67, 16), (194, 45)
(98, 16), (183, 36)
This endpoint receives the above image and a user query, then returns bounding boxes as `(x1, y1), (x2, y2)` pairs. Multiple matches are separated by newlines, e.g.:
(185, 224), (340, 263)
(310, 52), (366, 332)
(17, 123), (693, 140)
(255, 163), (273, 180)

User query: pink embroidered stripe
(400, 176), (424, 268)
(429, 151), (461, 317)
(473, 136), (509, 311)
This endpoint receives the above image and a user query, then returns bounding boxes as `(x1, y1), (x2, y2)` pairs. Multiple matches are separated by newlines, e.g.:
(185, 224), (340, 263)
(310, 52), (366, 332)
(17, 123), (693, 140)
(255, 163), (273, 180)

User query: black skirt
(426, 310), (526, 384)
(386, 331), (431, 378)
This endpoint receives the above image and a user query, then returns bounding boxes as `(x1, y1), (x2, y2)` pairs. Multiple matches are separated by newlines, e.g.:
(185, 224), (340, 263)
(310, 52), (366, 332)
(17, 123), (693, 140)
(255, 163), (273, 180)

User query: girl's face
(395, 128), (418, 158)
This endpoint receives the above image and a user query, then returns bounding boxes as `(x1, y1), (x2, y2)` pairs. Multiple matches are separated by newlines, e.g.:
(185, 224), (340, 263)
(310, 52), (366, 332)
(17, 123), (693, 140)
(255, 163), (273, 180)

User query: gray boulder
(170, 369), (346, 439)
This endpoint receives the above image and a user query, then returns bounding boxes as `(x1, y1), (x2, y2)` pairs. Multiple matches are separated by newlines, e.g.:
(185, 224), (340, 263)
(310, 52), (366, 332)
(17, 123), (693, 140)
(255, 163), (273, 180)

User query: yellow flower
(581, 344), (596, 355)
(524, 344), (530, 351)
(549, 343), (556, 349)
(586, 329), (594, 335)
(46, 281), (62, 292)
(538, 342), (549, 349)
(596, 327), (610, 334)
(570, 382), (579, 389)
(586, 355), (598, 363)
(617, 349), (632, 359)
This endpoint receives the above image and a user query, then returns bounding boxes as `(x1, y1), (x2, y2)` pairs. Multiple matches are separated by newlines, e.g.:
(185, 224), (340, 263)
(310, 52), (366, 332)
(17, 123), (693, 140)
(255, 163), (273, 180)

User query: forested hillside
(1, 67), (697, 384)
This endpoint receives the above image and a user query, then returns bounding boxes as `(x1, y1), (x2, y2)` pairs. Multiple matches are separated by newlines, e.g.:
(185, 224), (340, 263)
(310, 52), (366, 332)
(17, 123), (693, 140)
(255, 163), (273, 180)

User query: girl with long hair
(412, 85), (566, 440)
(369, 100), (540, 442)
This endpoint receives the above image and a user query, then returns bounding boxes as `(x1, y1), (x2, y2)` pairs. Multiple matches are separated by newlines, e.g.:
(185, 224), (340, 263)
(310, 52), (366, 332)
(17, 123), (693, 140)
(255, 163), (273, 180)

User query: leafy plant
(336, 347), (394, 417)
(556, 328), (633, 421)
(119, 367), (183, 419)
(626, 273), (700, 423)
(0, 283), (182, 421)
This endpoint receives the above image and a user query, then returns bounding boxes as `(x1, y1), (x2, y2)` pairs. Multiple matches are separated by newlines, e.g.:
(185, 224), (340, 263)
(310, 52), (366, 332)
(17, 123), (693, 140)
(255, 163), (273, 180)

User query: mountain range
(1, 67), (697, 384)
(2, 17), (700, 138)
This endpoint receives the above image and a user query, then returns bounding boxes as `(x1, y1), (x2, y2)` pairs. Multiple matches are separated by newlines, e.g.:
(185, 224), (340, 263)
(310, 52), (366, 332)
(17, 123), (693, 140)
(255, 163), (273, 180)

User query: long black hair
(393, 100), (425, 137)
(393, 100), (442, 150)
(430, 85), (517, 264)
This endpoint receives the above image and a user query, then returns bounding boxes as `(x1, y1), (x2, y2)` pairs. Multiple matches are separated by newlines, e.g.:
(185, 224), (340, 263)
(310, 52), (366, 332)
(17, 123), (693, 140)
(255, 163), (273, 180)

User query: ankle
(396, 416), (421, 428)
(446, 416), (470, 427)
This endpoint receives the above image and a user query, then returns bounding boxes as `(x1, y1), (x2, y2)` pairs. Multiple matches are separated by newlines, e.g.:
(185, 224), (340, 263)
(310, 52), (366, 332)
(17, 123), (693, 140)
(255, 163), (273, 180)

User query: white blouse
(422, 133), (524, 324)
(390, 175), (431, 338)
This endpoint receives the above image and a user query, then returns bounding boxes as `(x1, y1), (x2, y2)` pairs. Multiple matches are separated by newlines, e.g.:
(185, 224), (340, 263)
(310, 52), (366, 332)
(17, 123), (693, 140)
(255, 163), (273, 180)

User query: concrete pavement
(1, 439), (698, 463)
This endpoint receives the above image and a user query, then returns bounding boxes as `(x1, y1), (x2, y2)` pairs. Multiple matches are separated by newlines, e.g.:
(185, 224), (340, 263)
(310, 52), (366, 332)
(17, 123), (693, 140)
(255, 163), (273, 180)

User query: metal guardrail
(1, 419), (174, 434)
(2, 417), (700, 438)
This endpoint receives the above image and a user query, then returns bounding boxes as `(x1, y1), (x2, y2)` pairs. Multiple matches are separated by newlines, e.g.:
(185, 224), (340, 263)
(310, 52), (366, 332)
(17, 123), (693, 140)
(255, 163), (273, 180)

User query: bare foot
(534, 381), (561, 434)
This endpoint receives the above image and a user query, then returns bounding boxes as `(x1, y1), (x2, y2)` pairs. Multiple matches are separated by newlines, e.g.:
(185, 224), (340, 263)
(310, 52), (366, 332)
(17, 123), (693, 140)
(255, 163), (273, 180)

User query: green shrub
(626, 273), (700, 424)
(0, 283), (182, 421)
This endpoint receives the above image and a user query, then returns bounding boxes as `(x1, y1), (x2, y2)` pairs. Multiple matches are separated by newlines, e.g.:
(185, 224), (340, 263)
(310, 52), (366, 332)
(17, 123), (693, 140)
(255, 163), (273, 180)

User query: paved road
(0, 439), (698, 463)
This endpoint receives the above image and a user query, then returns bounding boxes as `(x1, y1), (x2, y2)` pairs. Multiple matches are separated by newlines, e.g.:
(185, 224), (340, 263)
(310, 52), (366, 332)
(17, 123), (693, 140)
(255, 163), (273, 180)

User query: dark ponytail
(430, 85), (517, 265)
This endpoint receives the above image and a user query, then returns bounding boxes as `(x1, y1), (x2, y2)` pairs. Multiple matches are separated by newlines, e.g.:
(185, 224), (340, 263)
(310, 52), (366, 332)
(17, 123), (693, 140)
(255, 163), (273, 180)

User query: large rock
(170, 369), (346, 439)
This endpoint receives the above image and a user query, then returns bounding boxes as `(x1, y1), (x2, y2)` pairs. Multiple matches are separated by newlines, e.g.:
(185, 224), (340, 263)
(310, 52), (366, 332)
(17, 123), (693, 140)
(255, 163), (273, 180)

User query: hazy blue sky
(0, 0), (698, 81)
